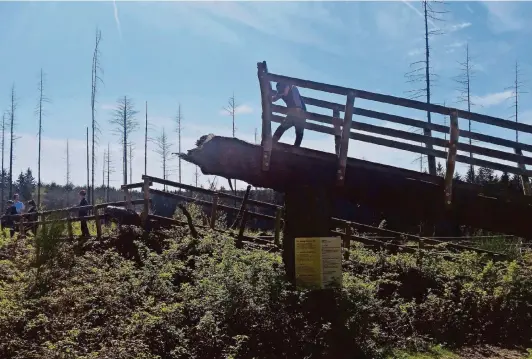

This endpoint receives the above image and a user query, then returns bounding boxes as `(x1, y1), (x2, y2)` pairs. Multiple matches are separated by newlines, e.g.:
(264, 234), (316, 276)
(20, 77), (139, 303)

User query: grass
(391, 345), (458, 359)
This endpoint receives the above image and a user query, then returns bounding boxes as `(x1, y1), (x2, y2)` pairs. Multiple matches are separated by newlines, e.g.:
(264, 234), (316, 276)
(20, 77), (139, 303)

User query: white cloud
(471, 91), (512, 108)
(447, 22), (472, 33)
(407, 48), (423, 57)
(112, 0), (122, 40)
(218, 104), (254, 116)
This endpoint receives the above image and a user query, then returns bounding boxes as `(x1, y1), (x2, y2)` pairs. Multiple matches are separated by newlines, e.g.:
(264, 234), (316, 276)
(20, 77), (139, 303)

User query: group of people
(1, 189), (90, 238)
(1, 193), (38, 237)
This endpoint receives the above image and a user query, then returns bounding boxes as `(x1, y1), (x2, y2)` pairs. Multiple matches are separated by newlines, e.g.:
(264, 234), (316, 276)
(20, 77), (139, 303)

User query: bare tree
(404, 0), (447, 176)
(1, 112), (6, 211)
(109, 96), (139, 186)
(35, 69), (50, 207)
(8, 84), (18, 198)
(194, 166), (200, 187)
(86, 127), (90, 199)
(66, 139), (72, 203)
(506, 61), (527, 144)
(153, 127), (173, 190)
(454, 43), (477, 176)
(175, 104), (184, 186)
(254, 128), (258, 144)
(223, 93), (238, 192)
(102, 148), (106, 188)
(129, 143), (134, 183)
(144, 101), (148, 175)
(105, 143), (114, 202)
(91, 28), (103, 204)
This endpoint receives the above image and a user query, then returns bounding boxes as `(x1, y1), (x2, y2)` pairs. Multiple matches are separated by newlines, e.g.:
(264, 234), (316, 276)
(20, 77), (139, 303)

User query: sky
(0, 1), (531, 191)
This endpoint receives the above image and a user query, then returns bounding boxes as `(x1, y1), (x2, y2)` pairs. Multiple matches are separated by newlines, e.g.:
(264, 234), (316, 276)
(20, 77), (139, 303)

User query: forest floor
(1, 205), (531, 358)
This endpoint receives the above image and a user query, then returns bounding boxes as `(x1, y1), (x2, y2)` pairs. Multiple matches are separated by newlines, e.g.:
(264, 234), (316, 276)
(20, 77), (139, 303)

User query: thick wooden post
(40, 213), (46, 235)
(257, 61), (273, 171)
(18, 216), (25, 239)
(93, 206), (102, 238)
(210, 194), (219, 229)
(444, 110), (459, 207)
(342, 222), (351, 261)
(274, 207), (283, 247)
(333, 109), (342, 156)
(141, 177), (151, 226)
(337, 92), (355, 186)
(232, 185), (252, 229)
(124, 188), (133, 210)
(514, 147), (531, 196)
(236, 210), (249, 249)
(283, 186), (334, 284)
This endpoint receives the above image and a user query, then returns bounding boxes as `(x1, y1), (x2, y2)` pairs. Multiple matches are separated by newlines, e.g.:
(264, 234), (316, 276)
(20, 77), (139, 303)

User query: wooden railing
(0, 199), (148, 239)
(257, 61), (532, 198)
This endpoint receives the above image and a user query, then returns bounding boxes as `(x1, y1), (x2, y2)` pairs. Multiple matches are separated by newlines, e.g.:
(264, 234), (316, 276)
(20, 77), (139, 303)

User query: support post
(40, 213), (46, 236)
(141, 177), (151, 226)
(274, 207), (283, 247)
(444, 110), (459, 207)
(18, 217), (25, 239)
(93, 206), (102, 239)
(337, 92), (355, 186)
(283, 186), (334, 284)
(124, 188), (133, 210)
(210, 194), (219, 229)
(333, 109), (342, 156)
(232, 184), (252, 229)
(257, 61), (273, 171)
(514, 148), (531, 196)
(236, 210), (249, 249)
(342, 222), (351, 261)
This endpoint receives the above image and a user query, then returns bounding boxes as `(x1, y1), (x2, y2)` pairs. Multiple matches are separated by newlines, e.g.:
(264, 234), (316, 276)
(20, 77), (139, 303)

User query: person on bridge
(271, 82), (307, 147)
(78, 189), (90, 237)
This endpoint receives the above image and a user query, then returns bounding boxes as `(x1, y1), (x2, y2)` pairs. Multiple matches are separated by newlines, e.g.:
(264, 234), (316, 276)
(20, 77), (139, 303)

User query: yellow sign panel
(295, 237), (342, 289)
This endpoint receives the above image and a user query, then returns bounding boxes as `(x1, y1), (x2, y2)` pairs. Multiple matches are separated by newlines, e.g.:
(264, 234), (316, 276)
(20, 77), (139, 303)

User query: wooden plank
(273, 105), (532, 166)
(515, 148), (531, 196)
(333, 109), (341, 156)
(67, 212), (73, 240)
(302, 96), (532, 154)
(142, 177), (151, 226)
(267, 72), (532, 134)
(257, 61), (273, 171)
(337, 92), (355, 185)
(232, 185), (252, 229)
(121, 182), (152, 190)
(94, 206), (102, 238)
(343, 222), (351, 260)
(149, 189), (277, 221)
(143, 174), (280, 210)
(444, 111), (459, 207)
(272, 116), (532, 177)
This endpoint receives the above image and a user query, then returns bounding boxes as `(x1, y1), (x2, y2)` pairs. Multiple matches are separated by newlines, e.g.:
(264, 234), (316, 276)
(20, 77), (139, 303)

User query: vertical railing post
(93, 205), (102, 238)
(333, 109), (342, 156)
(274, 206), (283, 247)
(257, 61), (273, 171)
(342, 222), (352, 261)
(514, 148), (531, 196)
(444, 110), (459, 207)
(337, 91), (355, 186)
(141, 177), (151, 227)
(67, 212), (73, 240)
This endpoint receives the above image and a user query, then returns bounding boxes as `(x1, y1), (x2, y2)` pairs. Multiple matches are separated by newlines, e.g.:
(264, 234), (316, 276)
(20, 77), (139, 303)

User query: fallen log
(180, 135), (532, 239)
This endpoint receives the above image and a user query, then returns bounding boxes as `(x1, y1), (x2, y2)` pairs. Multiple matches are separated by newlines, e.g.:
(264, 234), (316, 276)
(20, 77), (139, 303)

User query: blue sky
(0, 1), (531, 190)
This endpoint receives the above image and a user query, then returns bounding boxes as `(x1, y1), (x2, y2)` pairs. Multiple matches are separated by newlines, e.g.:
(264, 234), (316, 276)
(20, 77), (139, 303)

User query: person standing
(78, 190), (90, 237)
(271, 82), (307, 147)
(13, 193), (24, 214)
(26, 199), (38, 235)
(4, 200), (18, 238)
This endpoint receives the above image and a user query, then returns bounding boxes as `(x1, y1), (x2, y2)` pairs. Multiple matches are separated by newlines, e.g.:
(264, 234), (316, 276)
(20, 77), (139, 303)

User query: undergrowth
(0, 209), (531, 358)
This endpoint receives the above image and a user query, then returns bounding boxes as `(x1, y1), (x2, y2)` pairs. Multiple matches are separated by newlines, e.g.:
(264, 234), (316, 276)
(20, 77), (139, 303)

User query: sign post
(295, 237), (342, 290)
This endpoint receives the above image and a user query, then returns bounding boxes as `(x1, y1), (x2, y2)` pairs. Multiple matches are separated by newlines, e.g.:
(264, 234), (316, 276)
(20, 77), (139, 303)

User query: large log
(180, 135), (532, 239)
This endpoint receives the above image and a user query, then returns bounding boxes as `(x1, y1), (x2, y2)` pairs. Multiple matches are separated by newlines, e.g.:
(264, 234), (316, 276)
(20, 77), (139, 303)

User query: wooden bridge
(179, 61), (532, 281)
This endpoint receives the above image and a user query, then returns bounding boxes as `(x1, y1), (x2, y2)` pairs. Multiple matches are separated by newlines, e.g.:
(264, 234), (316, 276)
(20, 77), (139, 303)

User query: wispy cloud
(484, 2), (525, 33)
(407, 48), (423, 57)
(219, 104), (254, 116)
(112, 0), (122, 39)
(401, 1), (437, 30)
(471, 91), (512, 108)
(447, 22), (472, 33)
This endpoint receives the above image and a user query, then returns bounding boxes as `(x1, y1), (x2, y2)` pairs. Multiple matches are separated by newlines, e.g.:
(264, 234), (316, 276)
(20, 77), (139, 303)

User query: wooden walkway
(179, 61), (532, 240)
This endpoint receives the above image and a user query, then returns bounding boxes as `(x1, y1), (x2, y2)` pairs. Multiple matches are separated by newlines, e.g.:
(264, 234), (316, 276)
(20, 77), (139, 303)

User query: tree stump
(283, 185), (334, 284)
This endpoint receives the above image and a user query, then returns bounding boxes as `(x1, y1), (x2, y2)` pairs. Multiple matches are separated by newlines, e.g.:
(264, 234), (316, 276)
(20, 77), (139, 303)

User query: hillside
(1, 206), (531, 359)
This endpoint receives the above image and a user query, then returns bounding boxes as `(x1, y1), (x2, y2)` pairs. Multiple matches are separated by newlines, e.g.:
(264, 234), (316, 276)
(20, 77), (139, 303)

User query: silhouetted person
(271, 82), (307, 147)
(3, 200), (18, 238)
(78, 190), (90, 237)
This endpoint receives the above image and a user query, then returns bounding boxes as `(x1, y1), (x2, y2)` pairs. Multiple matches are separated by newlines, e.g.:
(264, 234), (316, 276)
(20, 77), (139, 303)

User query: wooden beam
(333, 109), (341, 156)
(337, 92), (355, 185)
(266, 72), (532, 135)
(444, 111), (459, 207)
(257, 61), (273, 171)
(515, 147), (531, 196)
